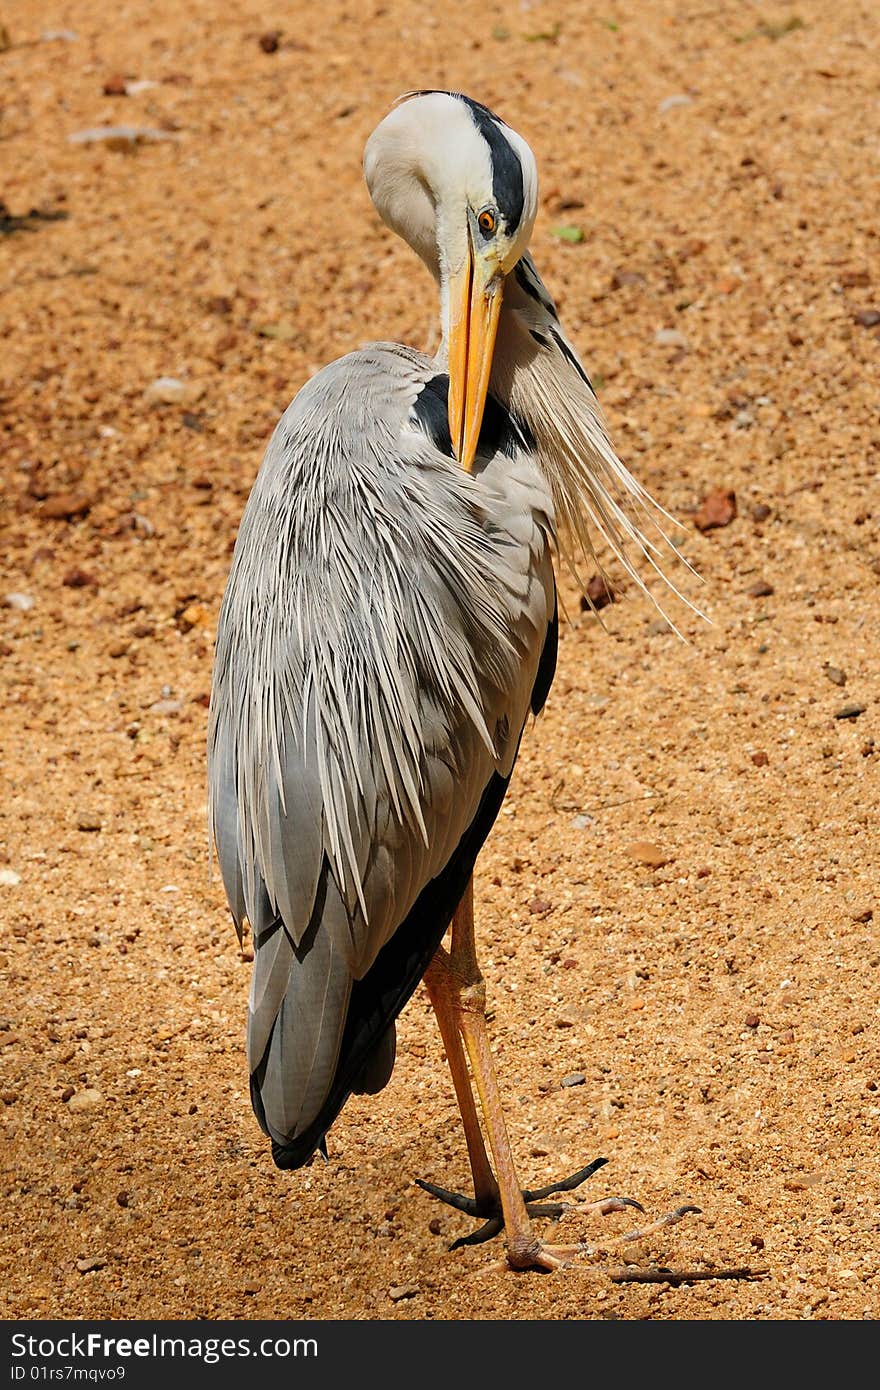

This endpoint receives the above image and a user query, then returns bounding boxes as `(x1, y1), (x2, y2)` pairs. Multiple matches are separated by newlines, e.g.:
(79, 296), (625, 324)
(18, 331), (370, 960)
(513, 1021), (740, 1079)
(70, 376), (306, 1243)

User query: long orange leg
(424, 878), (605, 1270)
(421, 879), (697, 1266)
(423, 947), (499, 1210)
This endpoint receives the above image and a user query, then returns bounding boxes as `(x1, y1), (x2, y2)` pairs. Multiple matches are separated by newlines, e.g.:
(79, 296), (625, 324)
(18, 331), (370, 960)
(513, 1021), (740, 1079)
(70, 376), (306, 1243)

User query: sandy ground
(1, 0), (878, 1322)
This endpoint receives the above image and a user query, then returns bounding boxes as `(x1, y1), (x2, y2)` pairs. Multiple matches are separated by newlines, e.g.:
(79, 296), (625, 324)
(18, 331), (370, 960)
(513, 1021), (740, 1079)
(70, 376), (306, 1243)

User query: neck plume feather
(491, 259), (696, 624)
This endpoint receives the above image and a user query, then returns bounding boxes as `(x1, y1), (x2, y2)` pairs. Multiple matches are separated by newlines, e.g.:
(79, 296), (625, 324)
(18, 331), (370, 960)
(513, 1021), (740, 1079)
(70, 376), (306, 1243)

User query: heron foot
(416, 1157), (645, 1251)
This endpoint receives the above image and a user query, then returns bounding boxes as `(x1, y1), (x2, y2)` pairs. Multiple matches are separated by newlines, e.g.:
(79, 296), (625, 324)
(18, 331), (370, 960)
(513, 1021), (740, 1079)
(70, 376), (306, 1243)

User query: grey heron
(208, 91), (671, 1270)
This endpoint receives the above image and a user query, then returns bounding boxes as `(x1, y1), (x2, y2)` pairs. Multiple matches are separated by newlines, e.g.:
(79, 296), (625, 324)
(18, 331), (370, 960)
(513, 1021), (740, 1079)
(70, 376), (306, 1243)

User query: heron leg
(423, 947), (500, 1210)
(424, 878), (593, 1271)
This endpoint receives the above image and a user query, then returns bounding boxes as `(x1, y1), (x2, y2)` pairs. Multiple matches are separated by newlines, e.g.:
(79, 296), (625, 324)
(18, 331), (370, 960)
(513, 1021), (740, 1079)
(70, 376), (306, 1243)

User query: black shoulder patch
(549, 326), (596, 396)
(514, 259), (538, 303)
(513, 257), (557, 316)
(412, 375), (535, 462)
(531, 592), (558, 716)
(411, 375), (453, 457)
(480, 393), (536, 460)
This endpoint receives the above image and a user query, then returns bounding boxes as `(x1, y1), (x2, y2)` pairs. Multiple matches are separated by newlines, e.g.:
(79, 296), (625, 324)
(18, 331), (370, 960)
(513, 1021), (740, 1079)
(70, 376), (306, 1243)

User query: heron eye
(478, 209), (497, 236)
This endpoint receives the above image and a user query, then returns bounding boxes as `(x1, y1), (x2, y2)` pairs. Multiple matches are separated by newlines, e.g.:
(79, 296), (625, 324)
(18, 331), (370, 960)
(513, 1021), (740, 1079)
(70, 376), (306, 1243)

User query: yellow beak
(447, 248), (504, 473)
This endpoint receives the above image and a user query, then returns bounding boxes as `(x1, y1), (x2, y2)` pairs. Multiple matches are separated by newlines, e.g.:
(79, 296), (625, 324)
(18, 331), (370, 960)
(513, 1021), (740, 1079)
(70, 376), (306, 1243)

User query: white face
(364, 92), (539, 285)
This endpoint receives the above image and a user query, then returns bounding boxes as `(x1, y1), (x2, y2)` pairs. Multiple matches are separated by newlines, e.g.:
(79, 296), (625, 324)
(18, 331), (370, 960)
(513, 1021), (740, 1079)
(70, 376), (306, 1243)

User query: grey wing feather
(208, 342), (555, 1149)
(248, 882), (353, 1145)
(209, 728), (246, 939)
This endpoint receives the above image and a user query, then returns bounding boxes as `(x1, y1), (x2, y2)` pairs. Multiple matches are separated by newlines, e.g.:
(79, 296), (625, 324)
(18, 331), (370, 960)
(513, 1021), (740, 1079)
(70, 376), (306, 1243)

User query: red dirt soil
(1, 0), (878, 1320)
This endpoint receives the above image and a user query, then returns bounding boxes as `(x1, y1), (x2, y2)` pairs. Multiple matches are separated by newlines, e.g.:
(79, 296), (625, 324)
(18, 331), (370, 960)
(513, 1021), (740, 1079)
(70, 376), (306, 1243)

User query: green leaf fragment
(523, 23), (561, 42)
(552, 225), (584, 244)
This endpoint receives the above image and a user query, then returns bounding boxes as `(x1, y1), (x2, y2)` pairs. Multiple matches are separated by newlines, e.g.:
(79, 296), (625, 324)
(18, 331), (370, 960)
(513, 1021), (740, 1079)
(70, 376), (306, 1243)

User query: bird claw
(450, 1216), (504, 1249)
(577, 1194), (646, 1218)
(522, 1157), (609, 1201)
(620, 1202), (702, 1243)
(417, 1158), (643, 1250)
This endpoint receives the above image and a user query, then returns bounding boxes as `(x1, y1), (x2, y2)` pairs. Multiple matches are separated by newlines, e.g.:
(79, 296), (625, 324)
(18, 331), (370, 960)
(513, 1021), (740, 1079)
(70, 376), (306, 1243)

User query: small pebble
(42, 492), (93, 520)
(626, 841), (672, 869)
(0, 869), (21, 887)
(853, 308), (880, 328)
(67, 1088), (104, 1112)
(4, 592), (34, 611)
(834, 703), (866, 721)
(68, 126), (174, 149)
(76, 812), (102, 832)
(746, 580), (774, 598)
(580, 573), (616, 611)
(694, 488), (737, 531)
(144, 376), (189, 406)
(62, 568), (97, 589)
(840, 269), (870, 288)
(177, 602), (212, 632)
(654, 327), (689, 348)
(76, 1257), (106, 1274)
(851, 907), (873, 924)
(750, 503), (772, 522)
(561, 1072), (586, 1088)
(102, 74), (128, 96)
(745, 1013), (760, 1029)
(751, 750), (770, 767)
(388, 1283), (420, 1302)
(259, 30), (281, 52)
(610, 268), (645, 290)
(657, 94), (693, 113)
(823, 665), (846, 687)
(255, 320), (298, 341)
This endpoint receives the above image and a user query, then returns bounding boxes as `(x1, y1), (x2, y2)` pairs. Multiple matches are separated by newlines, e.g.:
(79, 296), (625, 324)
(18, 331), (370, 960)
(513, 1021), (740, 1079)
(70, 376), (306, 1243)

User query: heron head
(364, 91), (538, 470)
